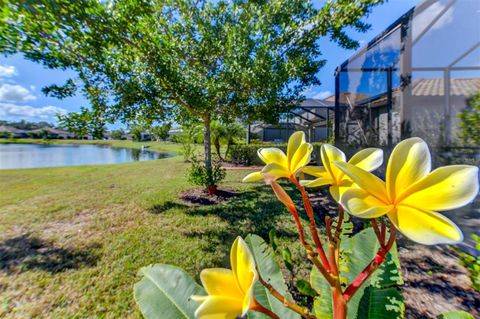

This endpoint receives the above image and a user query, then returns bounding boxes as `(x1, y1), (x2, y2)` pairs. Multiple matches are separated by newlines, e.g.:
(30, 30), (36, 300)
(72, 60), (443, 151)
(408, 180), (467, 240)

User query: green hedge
(228, 142), (323, 166)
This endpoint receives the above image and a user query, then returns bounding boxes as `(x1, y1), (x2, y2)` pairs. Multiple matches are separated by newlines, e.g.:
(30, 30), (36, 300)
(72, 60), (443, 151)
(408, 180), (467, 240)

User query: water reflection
(0, 144), (173, 170)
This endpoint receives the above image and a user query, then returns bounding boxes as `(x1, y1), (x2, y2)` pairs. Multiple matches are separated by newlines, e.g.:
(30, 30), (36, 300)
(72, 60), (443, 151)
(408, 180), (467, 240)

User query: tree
(129, 124), (144, 142)
(110, 129), (125, 140)
(210, 120), (245, 161)
(151, 123), (172, 141)
(1, 0), (384, 186)
(58, 107), (106, 139)
(458, 91), (480, 146)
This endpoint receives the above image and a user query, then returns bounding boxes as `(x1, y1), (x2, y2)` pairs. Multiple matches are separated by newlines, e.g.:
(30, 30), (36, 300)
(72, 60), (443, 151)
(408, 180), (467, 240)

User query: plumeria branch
(257, 275), (317, 319)
(268, 179), (336, 286)
(343, 222), (397, 302)
(290, 176), (331, 273)
(251, 299), (280, 319)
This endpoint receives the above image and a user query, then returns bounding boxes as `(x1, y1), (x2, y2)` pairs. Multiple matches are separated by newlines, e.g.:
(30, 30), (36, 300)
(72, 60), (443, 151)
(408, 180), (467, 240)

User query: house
(334, 0), (480, 147)
(249, 98), (335, 143)
(0, 126), (29, 138)
(29, 127), (75, 139)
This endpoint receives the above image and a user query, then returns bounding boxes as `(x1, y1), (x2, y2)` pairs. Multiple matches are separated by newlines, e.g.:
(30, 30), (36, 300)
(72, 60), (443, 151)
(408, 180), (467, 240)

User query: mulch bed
(397, 240), (480, 318)
(179, 187), (240, 206)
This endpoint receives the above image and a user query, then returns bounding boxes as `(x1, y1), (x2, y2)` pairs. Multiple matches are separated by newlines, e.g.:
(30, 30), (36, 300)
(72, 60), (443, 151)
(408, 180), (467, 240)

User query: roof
(30, 127), (74, 136)
(0, 126), (28, 134)
(412, 78), (480, 97)
(299, 98), (334, 108)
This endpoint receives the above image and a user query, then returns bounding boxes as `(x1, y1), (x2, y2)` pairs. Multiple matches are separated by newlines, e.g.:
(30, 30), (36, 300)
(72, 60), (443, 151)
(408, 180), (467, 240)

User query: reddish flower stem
(291, 177), (331, 273)
(252, 299), (280, 319)
(343, 224), (397, 302)
(371, 219), (383, 245)
(325, 216), (334, 242)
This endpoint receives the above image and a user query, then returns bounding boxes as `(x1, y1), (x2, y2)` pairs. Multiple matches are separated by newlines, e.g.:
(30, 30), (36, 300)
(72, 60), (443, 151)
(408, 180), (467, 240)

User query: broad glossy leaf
(245, 234), (300, 319)
(134, 264), (204, 319)
(311, 227), (403, 319)
(357, 286), (404, 319)
(437, 311), (475, 319)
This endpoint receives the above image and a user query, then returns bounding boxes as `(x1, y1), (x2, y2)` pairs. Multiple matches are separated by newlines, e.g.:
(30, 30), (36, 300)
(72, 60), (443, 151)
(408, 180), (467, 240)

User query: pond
(0, 143), (173, 170)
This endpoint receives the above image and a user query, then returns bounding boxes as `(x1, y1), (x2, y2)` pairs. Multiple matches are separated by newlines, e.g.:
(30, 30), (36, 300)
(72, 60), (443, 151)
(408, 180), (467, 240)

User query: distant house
(0, 126), (29, 138)
(29, 127), (75, 139)
(249, 98), (335, 143)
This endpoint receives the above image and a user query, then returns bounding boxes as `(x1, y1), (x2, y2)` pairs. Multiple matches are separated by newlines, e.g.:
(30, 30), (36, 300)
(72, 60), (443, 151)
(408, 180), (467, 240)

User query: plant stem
(290, 177), (331, 272)
(252, 299), (280, 319)
(334, 206), (344, 243)
(332, 287), (347, 319)
(343, 224), (397, 302)
(257, 276), (317, 319)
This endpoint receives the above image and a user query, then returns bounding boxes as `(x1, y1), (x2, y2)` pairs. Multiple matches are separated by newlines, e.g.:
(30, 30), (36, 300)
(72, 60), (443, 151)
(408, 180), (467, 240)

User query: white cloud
(312, 90), (332, 100)
(0, 83), (36, 102)
(0, 64), (17, 78)
(413, 2), (454, 40)
(0, 103), (67, 120)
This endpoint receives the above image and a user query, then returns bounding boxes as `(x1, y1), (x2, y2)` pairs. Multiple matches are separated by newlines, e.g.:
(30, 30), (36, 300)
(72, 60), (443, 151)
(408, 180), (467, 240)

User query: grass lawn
(0, 140), (304, 318)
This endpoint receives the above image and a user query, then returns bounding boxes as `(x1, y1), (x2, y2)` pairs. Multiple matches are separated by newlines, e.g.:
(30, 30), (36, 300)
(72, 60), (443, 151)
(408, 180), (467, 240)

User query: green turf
(0, 139), (307, 318)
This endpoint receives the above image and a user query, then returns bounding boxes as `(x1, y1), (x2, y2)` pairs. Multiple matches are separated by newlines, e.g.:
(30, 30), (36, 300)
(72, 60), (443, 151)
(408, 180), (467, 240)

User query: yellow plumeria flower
(243, 131), (313, 182)
(301, 144), (383, 201)
(192, 237), (258, 319)
(334, 137), (479, 245)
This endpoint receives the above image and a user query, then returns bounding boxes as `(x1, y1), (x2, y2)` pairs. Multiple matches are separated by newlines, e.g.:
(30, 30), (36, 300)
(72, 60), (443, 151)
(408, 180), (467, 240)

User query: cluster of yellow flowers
(192, 131), (479, 319)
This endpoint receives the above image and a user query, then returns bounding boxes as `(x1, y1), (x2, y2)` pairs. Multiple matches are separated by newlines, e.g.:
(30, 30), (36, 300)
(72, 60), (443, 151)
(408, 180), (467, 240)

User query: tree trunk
(203, 114), (213, 177)
(214, 138), (223, 161)
(224, 141), (231, 161)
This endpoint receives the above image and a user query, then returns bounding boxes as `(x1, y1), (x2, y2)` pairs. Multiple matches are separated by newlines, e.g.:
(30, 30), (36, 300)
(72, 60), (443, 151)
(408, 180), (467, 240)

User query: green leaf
(245, 234), (300, 319)
(134, 264), (204, 319)
(437, 311), (475, 319)
(269, 229), (278, 252)
(357, 286), (404, 319)
(311, 227), (404, 319)
(282, 247), (294, 272)
(311, 267), (333, 319)
(295, 279), (317, 297)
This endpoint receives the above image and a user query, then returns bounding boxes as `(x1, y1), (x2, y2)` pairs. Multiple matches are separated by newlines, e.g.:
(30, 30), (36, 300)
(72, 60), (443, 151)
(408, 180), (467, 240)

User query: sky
(0, 0), (419, 126)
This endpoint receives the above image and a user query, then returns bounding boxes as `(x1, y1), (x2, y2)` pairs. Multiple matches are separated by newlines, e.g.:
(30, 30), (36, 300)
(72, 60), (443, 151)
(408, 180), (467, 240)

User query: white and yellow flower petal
(199, 268), (243, 299)
(258, 148), (288, 166)
(287, 131), (306, 164)
(388, 205), (463, 245)
(328, 180), (355, 202)
(230, 237), (257, 301)
(302, 166), (327, 177)
(400, 165), (479, 211)
(242, 172), (263, 183)
(348, 148), (383, 172)
(334, 161), (388, 203)
(261, 163), (291, 179)
(289, 143), (313, 173)
(302, 176), (335, 188)
(194, 295), (244, 319)
(321, 144), (346, 181)
(386, 137), (431, 201)
(340, 188), (393, 218)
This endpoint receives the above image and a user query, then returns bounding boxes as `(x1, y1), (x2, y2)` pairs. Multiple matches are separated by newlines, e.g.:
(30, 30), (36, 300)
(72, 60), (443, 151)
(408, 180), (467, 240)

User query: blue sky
(0, 0), (418, 126)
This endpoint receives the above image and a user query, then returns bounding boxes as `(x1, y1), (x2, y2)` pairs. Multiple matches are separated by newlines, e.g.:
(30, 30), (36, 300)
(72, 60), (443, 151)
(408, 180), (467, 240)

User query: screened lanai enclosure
(334, 0), (480, 249)
(334, 0), (480, 149)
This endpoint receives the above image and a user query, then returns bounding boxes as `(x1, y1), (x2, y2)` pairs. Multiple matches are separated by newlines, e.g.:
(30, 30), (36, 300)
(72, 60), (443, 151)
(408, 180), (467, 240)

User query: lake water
(0, 143), (173, 169)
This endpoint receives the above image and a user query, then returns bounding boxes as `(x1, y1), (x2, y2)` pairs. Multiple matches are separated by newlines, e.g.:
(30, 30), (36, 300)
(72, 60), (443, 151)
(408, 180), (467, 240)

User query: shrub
(187, 157), (226, 193)
(458, 234), (480, 291)
(228, 142), (323, 166)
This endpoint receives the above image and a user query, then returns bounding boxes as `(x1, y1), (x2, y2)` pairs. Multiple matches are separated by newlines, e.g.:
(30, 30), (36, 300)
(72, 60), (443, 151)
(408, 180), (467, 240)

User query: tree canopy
(0, 0), (384, 177)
